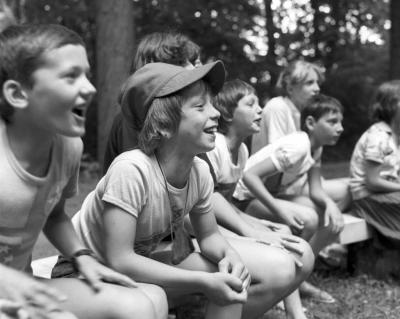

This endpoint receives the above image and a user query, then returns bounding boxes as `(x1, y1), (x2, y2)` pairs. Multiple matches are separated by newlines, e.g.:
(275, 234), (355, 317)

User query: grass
(32, 161), (400, 318)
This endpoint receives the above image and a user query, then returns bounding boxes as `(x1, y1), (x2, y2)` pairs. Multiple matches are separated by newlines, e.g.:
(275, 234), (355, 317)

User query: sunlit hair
(213, 79), (255, 134)
(0, 24), (84, 123)
(138, 80), (211, 155)
(371, 80), (400, 124)
(131, 31), (200, 73)
(276, 60), (325, 96)
(301, 94), (343, 132)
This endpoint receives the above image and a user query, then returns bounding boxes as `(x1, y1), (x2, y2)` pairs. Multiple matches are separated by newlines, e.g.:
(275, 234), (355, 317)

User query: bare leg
(41, 278), (167, 319)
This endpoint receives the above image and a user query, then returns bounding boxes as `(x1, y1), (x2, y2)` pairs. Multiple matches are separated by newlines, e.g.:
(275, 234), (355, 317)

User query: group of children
(1, 22), (400, 319)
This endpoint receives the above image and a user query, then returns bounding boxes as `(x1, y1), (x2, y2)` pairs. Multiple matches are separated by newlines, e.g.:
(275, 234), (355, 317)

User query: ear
(157, 129), (172, 139)
(2, 79), (29, 109)
(304, 115), (316, 132)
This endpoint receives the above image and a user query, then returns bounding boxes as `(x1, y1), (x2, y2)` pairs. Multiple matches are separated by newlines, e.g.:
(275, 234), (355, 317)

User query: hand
(253, 230), (305, 268)
(218, 251), (251, 291)
(324, 201), (344, 234)
(202, 272), (248, 306)
(256, 219), (284, 232)
(279, 210), (305, 235)
(0, 265), (66, 319)
(74, 255), (137, 292)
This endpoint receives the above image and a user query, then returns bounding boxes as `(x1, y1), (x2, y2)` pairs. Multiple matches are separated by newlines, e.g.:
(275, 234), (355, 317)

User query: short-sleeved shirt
(206, 133), (249, 200)
(350, 122), (400, 200)
(251, 96), (300, 153)
(234, 132), (322, 200)
(0, 120), (81, 271)
(73, 150), (213, 261)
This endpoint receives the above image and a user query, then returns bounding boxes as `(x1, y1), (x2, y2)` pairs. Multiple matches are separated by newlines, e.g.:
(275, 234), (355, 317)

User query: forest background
(1, 0), (400, 167)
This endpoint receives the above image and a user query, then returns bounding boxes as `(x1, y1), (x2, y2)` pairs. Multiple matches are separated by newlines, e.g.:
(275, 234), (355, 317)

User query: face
(311, 111), (343, 146)
(290, 69), (320, 109)
(231, 92), (262, 137)
(23, 44), (96, 137)
(176, 82), (220, 154)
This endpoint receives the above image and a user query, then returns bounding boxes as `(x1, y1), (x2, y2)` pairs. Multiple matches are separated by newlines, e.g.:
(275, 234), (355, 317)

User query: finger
(293, 217), (305, 228)
(230, 263), (245, 280)
(35, 285), (67, 303)
(242, 273), (251, 291)
(26, 293), (61, 314)
(224, 274), (244, 292)
(281, 241), (304, 256)
(218, 258), (230, 274)
(324, 212), (330, 227)
(281, 234), (301, 243)
(80, 270), (102, 292)
(100, 271), (137, 288)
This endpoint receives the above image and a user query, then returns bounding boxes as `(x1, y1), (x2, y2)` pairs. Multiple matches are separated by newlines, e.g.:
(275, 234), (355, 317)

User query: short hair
(131, 31), (200, 73)
(213, 79), (255, 134)
(138, 80), (211, 155)
(276, 60), (324, 96)
(0, 24), (84, 123)
(371, 80), (400, 124)
(301, 94), (343, 132)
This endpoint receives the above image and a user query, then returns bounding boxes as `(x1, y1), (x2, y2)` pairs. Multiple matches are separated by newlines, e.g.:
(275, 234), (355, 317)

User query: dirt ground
(32, 161), (400, 318)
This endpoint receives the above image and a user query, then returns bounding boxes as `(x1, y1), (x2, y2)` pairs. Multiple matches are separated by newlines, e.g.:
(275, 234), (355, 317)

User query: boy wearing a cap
(69, 62), (305, 318)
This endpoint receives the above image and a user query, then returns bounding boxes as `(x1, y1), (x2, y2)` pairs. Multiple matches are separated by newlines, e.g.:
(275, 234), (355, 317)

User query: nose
(208, 102), (220, 120)
(337, 122), (344, 134)
(81, 76), (96, 98)
(313, 81), (320, 94)
(256, 102), (262, 114)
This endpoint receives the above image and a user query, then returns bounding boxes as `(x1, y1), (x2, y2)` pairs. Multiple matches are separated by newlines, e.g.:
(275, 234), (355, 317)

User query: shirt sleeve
(270, 133), (309, 172)
(102, 159), (148, 218)
(190, 160), (213, 215)
(364, 130), (392, 164)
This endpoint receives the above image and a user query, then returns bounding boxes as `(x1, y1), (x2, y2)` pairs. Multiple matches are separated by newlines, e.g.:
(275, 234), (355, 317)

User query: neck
(7, 119), (55, 175)
(307, 132), (321, 153)
(156, 143), (194, 188)
(225, 129), (245, 162)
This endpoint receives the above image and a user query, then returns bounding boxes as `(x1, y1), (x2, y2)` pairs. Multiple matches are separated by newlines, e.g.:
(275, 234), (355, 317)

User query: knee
(107, 289), (158, 319)
(140, 284), (168, 319)
(261, 250), (297, 288)
(301, 209), (319, 235)
(296, 238), (315, 278)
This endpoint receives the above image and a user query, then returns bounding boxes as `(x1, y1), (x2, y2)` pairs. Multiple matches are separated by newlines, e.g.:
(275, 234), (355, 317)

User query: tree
(95, 0), (135, 166)
(390, 0), (400, 79)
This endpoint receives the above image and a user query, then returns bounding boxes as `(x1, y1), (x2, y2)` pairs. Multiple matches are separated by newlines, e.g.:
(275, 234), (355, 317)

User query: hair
(0, 23), (85, 123)
(276, 60), (325, 96)
(213, 79), (255, 134)
(138, 80), (211, 155)
(130, 31), (200, 73)
(371, 80), (400, 124)
(301, 94), (343, 132)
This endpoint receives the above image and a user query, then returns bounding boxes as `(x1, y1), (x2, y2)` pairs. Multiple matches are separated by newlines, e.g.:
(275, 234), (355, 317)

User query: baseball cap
(120, 61), (226, 130)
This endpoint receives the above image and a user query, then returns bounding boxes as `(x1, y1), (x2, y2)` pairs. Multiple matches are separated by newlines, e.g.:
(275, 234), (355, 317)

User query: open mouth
(72, 106), (85, 118)
(204, 126), (217, 134)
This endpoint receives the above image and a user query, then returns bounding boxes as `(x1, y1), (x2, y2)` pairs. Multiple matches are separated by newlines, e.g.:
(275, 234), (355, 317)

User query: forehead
(318, 109), (343, 121)
(38, 44), (89, 70)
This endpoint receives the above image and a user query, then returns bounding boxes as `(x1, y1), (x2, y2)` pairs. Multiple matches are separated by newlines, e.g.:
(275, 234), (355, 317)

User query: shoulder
(276, 132), (310, 150)
(264, 97), (291, 113)
(56, 135), (83, 164)
(109, 149), (154, 175)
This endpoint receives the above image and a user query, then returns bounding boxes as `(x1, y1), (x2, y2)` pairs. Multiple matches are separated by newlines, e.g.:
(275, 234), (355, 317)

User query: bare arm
(102, 203), (247, 304)
(308, 166), (343, 233)
(365, 160), (400, 193)
(43, 199), (136, 291)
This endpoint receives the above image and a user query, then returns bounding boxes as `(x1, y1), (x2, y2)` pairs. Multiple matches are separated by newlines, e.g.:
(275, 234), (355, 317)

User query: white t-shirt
(251, 96), (300, 153)
(206, 133), (248, 200)
(73, 150), (213, 260)
(0, 120), (81, 271)
(234, 132), (321, 200)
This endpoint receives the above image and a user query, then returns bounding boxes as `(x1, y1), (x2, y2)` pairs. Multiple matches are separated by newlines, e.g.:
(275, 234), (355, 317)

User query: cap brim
(156, 60), (226, 97)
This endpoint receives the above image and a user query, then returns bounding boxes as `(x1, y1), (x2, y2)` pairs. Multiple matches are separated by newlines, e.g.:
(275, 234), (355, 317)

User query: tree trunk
(264, 0), (279, 88)
(390, 0), (400, 79)
(95, 0), (135, 165)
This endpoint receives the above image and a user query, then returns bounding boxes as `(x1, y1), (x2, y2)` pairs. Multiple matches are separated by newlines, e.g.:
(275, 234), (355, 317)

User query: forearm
(211, 192), (254, 237)
(243, 174), (282, 218)
(108, 250), (206, 292)
(366, 177), (400, 193)
(198, 231), (239, 263)
(43, 212), (85, 257)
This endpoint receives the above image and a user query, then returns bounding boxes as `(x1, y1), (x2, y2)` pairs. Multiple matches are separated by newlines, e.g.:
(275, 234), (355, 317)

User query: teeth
(204, 127), (217, 134)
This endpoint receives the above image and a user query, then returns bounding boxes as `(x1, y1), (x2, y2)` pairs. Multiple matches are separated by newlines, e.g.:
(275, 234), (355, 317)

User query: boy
(234, 94), (345, 302)
(66, 61), (311, 319)
(0, 24), (167, 319)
